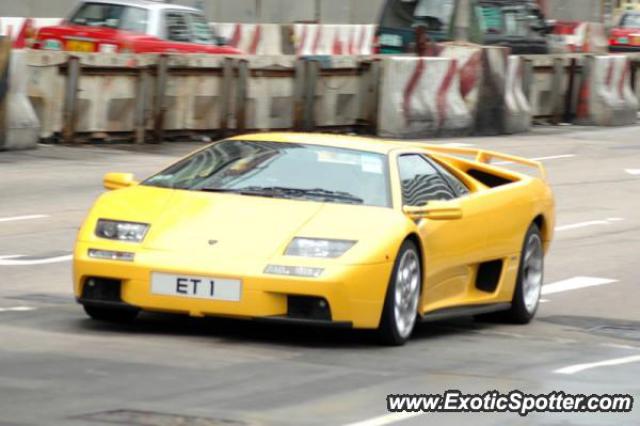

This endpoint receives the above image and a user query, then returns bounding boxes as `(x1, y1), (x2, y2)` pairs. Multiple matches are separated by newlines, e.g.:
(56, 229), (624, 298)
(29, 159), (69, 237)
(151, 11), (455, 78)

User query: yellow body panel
(74, 133), (555, 329)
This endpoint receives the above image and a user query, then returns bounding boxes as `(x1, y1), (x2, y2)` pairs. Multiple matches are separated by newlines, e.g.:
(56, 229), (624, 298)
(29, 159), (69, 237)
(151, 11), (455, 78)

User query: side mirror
(544, 19), (557, 34)
(403, 201), (463, 221)
(103, 173), (137, 191)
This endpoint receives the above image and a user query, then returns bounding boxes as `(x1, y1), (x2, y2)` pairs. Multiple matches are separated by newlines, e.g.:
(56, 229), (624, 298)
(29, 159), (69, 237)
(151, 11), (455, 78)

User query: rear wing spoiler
(422, 145), (548, 181)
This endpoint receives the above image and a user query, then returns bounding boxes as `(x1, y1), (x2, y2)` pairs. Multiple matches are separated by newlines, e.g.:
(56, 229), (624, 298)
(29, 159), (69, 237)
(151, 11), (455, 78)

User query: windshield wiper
(199, 187), (278, 198)
(240, 186), (365, 204)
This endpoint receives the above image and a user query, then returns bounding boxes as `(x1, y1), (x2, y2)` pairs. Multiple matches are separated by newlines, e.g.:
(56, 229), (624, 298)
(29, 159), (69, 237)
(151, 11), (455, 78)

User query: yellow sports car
(74, 133), (555, 345)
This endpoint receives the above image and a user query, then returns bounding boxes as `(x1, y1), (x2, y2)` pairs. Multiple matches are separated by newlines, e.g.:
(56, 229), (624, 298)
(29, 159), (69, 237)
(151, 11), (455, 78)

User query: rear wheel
(504, 223), (544, 324)
(83, 305), (139, 324)
(378, 240), (422, 346)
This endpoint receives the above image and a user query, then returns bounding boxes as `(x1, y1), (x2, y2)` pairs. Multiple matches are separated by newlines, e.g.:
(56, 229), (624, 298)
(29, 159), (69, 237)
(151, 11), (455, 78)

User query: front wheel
(377, 240), (422, 346)
(504, 223), (544, 324)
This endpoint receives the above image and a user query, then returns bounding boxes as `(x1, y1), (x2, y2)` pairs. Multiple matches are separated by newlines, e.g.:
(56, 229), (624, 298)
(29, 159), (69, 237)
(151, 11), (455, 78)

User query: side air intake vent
(476, 260), (504, 293)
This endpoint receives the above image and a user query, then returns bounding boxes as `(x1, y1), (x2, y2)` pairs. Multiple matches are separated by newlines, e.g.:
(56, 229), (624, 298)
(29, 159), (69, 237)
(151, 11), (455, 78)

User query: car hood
(38, 24), (128, 39)
(83, 185), (406, 264)
(610, 28), (640, 35)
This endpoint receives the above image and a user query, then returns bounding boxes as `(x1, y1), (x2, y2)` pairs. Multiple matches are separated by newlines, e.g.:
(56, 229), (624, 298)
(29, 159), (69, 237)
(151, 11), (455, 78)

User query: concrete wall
(0, 0), (385, 24)
(546, 0), (603, 22)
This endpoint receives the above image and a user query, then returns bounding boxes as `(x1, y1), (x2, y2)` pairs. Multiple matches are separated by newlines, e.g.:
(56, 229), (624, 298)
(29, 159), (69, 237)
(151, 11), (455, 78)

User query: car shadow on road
(75, 311), (508, 349)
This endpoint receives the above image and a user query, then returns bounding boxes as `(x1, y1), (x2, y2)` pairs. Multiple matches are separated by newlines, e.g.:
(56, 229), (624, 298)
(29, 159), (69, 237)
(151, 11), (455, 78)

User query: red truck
(33, 0), (241, 54)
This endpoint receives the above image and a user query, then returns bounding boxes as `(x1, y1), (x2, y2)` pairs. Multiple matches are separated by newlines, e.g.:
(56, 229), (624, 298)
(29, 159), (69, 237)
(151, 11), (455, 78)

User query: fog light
(88, 249), (135, 262)
(264, 265), (324, 278)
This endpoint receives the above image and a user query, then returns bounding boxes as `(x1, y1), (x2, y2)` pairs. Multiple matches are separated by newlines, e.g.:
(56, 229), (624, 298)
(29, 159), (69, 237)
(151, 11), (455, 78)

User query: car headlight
(285, 238), (356, 258)
(95, 220), (149, 242)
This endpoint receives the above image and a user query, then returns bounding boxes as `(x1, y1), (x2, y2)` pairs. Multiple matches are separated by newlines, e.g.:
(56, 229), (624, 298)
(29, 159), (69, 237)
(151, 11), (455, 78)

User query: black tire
(83, 305), (139, 324)
(503, 223), (544, 324)
(377, 240), (422, 346)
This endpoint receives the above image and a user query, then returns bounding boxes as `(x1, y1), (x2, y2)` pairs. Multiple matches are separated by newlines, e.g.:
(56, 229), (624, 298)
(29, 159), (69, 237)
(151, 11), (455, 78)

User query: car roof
(230, 132), (412, 155)
(78, 0), (202, 13)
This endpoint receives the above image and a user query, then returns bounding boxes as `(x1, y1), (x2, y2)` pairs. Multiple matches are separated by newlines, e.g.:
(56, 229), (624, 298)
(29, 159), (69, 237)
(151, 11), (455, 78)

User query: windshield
(69, 3), (149, 33)
(621, 14), (640, 28)
(143, 140), (391, 207)
(380, 0), (455, 31)
(477, 5), (529, 36)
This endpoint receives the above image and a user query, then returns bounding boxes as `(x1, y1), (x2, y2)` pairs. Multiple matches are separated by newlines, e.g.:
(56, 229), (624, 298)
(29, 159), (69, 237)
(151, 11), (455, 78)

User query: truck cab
(377, 0), (551, 54)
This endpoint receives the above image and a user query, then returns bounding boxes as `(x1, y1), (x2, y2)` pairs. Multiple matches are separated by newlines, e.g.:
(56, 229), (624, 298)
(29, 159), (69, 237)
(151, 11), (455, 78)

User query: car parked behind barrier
(610, 11), (640, 52)
(32, 0), (241, 54)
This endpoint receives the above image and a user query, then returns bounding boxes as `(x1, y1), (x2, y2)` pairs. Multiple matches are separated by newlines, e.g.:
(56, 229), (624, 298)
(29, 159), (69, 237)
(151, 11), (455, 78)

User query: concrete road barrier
(25, 51), (375, 142)
(0, 38), (8, 149)
(0, 17), (62, 48)
(505, 56), (532, 134)
(438, 44), (531, 135)
(577, 55), (638, 127)
(377, 57), (472, 138)
(311, 56), (362, 127)
(240, 55), (298, 131)
(438, 43), (484, 120)
(549, 22), (608, 54)
(22, 48), (640, 143)
(5, 49), (40, 150)
(475, 46), (510, 135)
(0, 41), (40, 151)
(27, 51), (155, 142)
(292, 24), (376, 56)
(212, 23), (284, 55)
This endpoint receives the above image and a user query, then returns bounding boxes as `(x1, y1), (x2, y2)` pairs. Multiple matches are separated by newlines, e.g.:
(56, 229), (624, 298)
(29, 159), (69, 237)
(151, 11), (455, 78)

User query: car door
(396, 153), (490, 313)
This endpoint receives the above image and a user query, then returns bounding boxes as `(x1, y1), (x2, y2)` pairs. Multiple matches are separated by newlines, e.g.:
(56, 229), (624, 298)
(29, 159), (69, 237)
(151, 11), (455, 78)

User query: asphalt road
(1, 126), (639, 426)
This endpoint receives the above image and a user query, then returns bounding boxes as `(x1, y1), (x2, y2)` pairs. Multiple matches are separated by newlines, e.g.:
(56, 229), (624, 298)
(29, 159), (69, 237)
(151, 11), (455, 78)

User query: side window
(120, 7), (149, 34)
(398, 155), (457, 206)
(427, 157), (470, 197)
(165, 12), (191, 42)
(189, 14), (214, 44)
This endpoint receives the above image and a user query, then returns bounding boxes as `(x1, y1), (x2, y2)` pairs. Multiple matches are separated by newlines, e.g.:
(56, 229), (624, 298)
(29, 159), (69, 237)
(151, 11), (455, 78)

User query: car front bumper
(73, 242), (394, 329)
(609, 45), (640, 52)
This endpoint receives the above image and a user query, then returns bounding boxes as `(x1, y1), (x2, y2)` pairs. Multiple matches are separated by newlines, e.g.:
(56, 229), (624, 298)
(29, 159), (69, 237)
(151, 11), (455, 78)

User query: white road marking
(0, 306), (36, 313)
(625, 169), (640, 176)
(542, 277), (617, 296)
(555, 218), (624, 232)
(0, 254), (72, 266)
(555, 355), (640, 375)
(540, 299), (550, 303)
(600, 343), (640, 351)
(344, 412), (422, 426)
(0, 214), (49, 223)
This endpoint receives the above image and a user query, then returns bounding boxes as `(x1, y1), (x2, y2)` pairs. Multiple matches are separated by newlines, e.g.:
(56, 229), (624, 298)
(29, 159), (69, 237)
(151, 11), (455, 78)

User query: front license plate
(151, 273), (241, 302)
(66, 40), (95, 52)
(379, 33), (403, 48)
